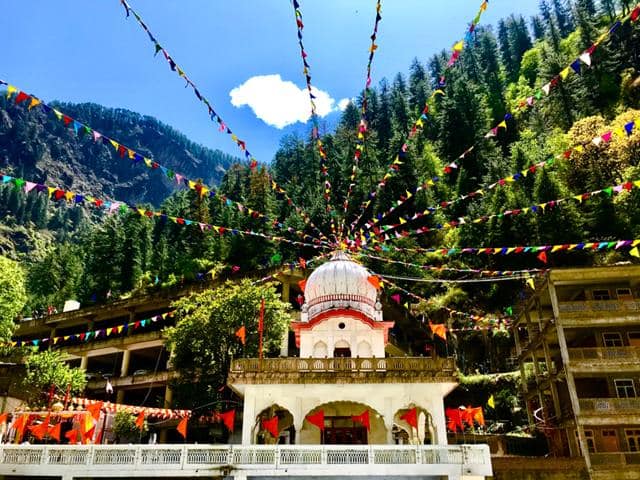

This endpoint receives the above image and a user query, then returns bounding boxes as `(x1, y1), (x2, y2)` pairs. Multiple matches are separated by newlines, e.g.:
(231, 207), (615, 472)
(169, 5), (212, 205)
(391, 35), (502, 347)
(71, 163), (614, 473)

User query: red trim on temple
(291, 309), (394, 348)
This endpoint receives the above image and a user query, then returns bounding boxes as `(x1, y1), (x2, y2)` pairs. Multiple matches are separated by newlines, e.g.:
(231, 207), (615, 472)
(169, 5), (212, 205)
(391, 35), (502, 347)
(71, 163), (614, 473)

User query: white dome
(301, 251), (382, 322)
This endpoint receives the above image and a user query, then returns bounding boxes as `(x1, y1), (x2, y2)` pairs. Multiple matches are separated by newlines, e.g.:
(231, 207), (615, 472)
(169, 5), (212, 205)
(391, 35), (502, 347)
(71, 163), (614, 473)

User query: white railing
(0, 444), (492, 477)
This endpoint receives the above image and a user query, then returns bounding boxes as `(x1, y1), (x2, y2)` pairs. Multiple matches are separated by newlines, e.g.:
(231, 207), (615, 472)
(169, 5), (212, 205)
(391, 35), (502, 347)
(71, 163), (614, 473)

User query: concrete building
(513, 265), (640, 480)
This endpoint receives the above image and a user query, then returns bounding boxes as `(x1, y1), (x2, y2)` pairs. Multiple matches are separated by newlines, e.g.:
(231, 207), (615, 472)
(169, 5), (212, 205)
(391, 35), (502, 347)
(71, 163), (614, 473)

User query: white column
(242, 394), (256, 445)
(429, 400), (448, 446)
(384, 397), (394, 444)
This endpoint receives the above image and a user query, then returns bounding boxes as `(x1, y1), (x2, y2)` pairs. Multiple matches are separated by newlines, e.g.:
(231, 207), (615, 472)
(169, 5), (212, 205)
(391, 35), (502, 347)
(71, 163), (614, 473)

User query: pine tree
(531, 15), (546, 41)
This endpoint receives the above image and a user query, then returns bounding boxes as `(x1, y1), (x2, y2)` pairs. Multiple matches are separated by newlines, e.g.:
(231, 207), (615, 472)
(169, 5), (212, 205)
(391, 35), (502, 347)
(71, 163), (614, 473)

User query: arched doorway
(300, 401), (387, 445)
(253, 404), (295, 445)
(333, 339), (351, 357)
(313, 341), (328, 358)
(393, 406), (434, 445)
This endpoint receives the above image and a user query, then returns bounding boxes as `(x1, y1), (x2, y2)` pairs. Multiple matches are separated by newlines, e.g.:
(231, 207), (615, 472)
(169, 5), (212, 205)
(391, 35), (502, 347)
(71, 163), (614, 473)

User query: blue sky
(2, 0), (540, 163)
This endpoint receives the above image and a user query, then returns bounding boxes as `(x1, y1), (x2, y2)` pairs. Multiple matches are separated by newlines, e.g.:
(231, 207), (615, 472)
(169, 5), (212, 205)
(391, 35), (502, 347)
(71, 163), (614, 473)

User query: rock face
(0, 97), (238, 206)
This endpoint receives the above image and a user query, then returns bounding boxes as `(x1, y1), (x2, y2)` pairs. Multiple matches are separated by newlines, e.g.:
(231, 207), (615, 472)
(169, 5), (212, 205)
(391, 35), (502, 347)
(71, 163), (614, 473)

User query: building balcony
(228, 357), (457, 385)
(568, 347), (640, 372)
(578, 398), (640, 425)
(0, 443), (492, 478)
(558, 300), (640, 326)
(590, 452), (640, 467)
(86, 370), (176, 391)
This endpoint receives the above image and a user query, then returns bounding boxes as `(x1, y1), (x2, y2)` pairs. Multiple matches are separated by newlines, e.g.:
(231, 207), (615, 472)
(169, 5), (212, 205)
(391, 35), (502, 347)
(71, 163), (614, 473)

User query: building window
(592, 289), (611, 300)
(626, 429), (640, 452)
(603, 333), (623, 347)
(616, 288), (633, 300)
(322, 416), (368, 445)
(614, 379), (636, 398)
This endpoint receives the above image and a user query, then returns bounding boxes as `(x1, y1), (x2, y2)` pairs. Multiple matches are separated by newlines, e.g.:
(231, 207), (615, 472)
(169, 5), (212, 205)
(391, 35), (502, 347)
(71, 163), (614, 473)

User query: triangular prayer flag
(630, 247), (640, 258)
(235, 325), (246, 346)
(48, 422), (61, 442)
(65, 428), (80, 444)
(262, 416), (279, 438)
(537, 252), (548, 264)
(400, 407), (418, 429)
(219, 409), (235, 432)
(351, 410), (370, 431)
(367, 275), (381, 290)
(429, 322), (447, 340)
(87, 401), (103, 421)
(306, 409), (325, 431)
(135, 411), (145, 431)
(176, 417), (188, 439)
(487, 395), (495, 409)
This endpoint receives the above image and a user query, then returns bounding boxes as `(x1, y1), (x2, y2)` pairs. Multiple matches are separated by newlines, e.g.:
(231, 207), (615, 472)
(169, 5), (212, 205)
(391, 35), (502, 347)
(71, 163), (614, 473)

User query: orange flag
(12, 414), (29, 443)
(472, 407), (485, 427)
(0, 413), (7, 425)
(367, 275), (381, 290)
(305, 409), (325, 431)
(261, 416), (279, 438)
(235, 325), (246, 345)
(429, 322), (447, 340)
(400, 407), (418, 429)
(219, 409), (235, 432)
(176, 417), (188, 439)
(135, 411), (145, 431)
(28, 413), (50, 440)
(48, 422), (61, 442)
(351, 410), (370, 431)
(65, 428), (80, 444)
(298, 279), (307, 292)
(86, 401), (103, 421)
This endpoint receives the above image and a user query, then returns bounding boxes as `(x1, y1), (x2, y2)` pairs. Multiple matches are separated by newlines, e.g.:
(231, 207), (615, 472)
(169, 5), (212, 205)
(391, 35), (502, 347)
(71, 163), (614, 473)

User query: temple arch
(333, 339), (351, 358)
(357, 340), (372, 358)
(253, 404), (295, 445)
(393, 406), (434, 445)
(300, 400), (386, 445)
(312, 340), (328, 358)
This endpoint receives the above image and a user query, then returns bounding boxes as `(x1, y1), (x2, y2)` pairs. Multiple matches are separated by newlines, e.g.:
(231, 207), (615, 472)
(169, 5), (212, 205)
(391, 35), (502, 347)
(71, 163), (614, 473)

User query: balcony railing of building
(569, 347), (640, 363)
(0, 444), (492, 478)
(579, 397), (640, 414)
(590, 452), (640, 467)
(558, 300), (640, 316)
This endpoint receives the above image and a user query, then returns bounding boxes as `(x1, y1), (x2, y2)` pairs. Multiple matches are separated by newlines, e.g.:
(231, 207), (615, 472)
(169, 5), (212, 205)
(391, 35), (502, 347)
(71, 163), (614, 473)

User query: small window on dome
(338, 322), (346, 330)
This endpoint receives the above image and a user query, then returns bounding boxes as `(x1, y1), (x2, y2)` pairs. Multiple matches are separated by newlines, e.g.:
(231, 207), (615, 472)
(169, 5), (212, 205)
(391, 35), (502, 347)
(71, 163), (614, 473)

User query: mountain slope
(0, 97), (238, 206)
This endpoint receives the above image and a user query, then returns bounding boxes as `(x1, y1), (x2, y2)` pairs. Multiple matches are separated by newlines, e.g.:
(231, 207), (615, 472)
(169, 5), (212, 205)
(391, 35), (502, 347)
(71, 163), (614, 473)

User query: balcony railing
(579, 397), (640, 414)
(559, 300), (640, 315)
(0, 444), (492, 477)
(568, 347), (640, 363)
(230, 357), (456, 381)
(590, 452), (640, 466)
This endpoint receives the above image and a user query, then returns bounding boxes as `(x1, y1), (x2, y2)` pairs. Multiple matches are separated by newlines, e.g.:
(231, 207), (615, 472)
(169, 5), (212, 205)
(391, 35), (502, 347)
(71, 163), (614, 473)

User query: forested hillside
(2, 0), (640, 374)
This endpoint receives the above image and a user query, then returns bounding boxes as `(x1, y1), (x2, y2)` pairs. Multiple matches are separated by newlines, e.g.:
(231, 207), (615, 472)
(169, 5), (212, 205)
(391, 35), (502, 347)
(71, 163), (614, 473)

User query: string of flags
(368, 176), (640, 244)
(117, 0), (329, 244)
(361, 237), (640, 261)
(0, 81), (328, 247)
(358, 115), (640, 242)
(357, 252), (547, 277)
(290, 0), (338, 239)
(444, 3), (640, 174)
(380, 276), (513, 327)
(0, 171), (331, 251)
(347, 0), (491, 237)
(340, 0), (383, 238)
(8, 312), (174, 349)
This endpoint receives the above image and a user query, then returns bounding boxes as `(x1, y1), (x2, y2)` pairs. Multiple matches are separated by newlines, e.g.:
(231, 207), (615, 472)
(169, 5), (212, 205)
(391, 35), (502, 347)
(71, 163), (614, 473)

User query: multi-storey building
(514, 265), (640, 479)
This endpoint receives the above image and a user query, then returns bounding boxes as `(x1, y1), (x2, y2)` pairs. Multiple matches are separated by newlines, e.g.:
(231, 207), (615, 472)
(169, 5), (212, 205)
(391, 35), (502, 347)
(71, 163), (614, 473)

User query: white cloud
(229, 74), (344, 129)
(337, 98), (352, 111)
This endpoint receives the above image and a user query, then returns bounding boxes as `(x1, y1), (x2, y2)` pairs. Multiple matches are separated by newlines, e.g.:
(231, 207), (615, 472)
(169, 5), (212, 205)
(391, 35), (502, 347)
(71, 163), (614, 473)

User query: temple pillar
(429, 401), (448, 445)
